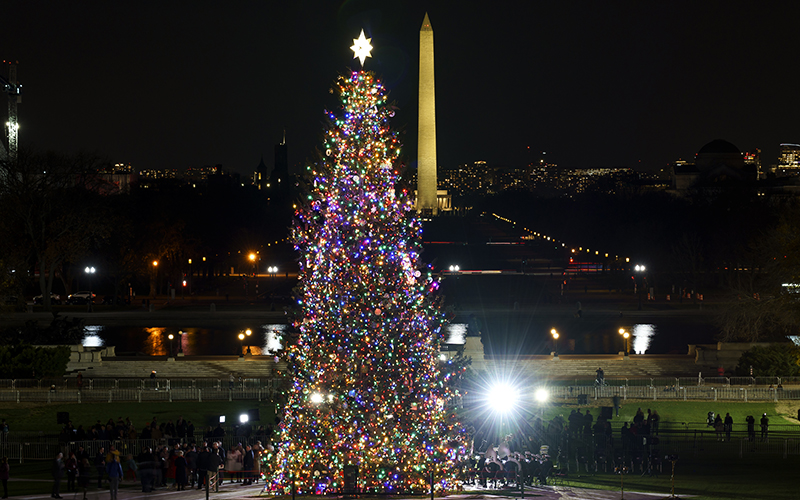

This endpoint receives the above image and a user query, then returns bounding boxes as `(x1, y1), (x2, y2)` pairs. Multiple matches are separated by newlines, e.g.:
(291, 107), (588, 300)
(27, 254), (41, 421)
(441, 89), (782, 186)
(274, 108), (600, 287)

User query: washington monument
(417, 13), (437, 214)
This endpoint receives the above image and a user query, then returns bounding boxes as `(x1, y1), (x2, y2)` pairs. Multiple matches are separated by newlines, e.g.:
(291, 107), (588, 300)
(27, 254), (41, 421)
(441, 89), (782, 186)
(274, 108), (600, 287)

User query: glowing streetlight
(310, 392), (324, 404)
(534, 388), (550, 403)
(238, 332), (245, 357)
(84, 266), (96, 312)
(619, 328), (630, 356)
(168, 333), (174, 357)
(177, 330), (184, 355)
(551, 328), (560, 356)
(448, 265), (460, 272)
(634, 264), (647, 310)
(486, 382), (520, 414)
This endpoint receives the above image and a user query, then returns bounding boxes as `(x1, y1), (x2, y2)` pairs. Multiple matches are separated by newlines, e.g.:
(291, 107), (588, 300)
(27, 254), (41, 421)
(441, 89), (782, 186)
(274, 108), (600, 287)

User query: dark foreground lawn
(0, 400), (279, 434)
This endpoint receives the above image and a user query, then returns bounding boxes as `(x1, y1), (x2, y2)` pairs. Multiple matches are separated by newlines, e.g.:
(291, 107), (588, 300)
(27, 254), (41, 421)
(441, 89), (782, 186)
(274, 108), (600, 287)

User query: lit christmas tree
(264, 30), (467, 494)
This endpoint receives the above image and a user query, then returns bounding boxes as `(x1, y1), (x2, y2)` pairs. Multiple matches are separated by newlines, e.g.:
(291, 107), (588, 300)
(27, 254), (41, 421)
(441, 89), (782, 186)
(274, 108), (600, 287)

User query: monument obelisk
(417, 13), (437, 215)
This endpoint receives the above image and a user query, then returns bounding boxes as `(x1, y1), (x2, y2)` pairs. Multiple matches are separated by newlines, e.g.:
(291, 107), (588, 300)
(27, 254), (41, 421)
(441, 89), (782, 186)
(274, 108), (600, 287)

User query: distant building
(271, 134), (288, 197)
(670, 139), (757, 192)
(742, 148), (762, 178)
(774, 143), (800, 177)
(184, 165), (221, 186)
(255, 155), (268, 190)
(94, 163), (138, 194)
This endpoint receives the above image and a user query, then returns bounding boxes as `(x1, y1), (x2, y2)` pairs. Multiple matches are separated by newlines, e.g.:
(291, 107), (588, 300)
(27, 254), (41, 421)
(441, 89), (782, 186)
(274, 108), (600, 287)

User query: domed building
(671, 139), (757, 191)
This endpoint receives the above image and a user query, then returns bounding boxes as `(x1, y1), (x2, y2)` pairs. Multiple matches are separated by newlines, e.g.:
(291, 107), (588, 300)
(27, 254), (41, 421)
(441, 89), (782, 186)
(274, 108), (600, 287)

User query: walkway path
(8, 480), (689, 500)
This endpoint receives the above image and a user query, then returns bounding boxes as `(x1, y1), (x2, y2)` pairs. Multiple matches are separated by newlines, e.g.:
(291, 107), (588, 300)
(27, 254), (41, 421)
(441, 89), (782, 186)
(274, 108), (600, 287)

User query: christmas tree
(264, 31), (467, 494)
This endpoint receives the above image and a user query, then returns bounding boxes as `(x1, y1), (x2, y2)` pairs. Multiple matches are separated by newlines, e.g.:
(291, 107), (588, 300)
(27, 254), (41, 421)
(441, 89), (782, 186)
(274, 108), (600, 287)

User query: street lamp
(177, 330), (184, 355)
(84, 266), (96, 312)
(152, 260), (159, 297)
(619, 328), (630, 356)
(248, 253), (257, 276)
(634, 264), (646, 310)
(168, 333), (174, 358)
(238, 333), (245, 357)
(188, 259), (192, 295)
(551, 328), (559, 356)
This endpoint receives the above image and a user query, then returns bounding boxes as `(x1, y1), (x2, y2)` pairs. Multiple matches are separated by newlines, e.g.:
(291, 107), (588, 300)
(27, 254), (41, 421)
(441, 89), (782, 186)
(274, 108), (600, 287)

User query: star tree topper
(350, 29), (373, 67)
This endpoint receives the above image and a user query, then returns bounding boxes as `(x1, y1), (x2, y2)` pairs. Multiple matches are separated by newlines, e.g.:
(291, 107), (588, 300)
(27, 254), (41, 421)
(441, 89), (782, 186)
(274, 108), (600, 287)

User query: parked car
(33, 293), (61, 305)
(67, 291), (95, 304)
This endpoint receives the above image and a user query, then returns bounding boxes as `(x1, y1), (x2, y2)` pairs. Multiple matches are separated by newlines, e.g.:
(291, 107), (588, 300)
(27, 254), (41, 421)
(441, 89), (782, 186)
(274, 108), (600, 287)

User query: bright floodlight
(487, 383), (520, 413)
(219, 416), (226, 423)
(239, 413), (249, 424)
(534, 388), (549, 403)
(310, 392), (324, 404)
(439, 353), (447, 361)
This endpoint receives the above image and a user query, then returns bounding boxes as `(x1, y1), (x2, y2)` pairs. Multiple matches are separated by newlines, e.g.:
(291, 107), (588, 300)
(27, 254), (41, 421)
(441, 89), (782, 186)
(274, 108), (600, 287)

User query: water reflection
(82, 325), (105, 347)
(145, 327), (168, 356)
(444, 323), (467, 345)
(632, 324), (656, 354)
(264, 324), (285, 353)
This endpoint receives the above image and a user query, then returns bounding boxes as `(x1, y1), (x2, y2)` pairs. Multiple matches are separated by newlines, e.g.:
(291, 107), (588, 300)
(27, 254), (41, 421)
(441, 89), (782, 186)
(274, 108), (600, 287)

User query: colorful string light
(263, 70), (467, 494)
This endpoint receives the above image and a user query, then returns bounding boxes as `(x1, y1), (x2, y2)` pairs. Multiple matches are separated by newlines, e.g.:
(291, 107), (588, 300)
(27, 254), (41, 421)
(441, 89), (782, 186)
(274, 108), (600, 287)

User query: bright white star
(350, 29), (373, 67)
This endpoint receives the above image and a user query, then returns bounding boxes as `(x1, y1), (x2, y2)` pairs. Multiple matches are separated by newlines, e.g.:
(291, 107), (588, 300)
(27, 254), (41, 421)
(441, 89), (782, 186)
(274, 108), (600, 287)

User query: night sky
(3, 1), (799, 176)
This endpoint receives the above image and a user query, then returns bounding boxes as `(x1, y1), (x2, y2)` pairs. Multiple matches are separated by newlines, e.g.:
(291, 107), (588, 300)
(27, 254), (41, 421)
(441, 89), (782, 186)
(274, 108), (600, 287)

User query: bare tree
(0, 149), (111, 309)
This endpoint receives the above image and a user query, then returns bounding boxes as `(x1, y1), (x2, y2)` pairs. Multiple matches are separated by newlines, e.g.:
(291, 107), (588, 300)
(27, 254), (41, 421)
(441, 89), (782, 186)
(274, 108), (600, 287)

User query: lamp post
(152, 260), (159, 297)
(248, 253), (257, 276)
(84, 266), (95, 312)
(168, 333), (174, 358)
(239, 330), (252, 357)
(177, 330), (184, 356)
(551, 328), (559, 357)
(619, 328), (630, 356)
(634, 264), (646, 310)
(188, 258), (192, 295)
(268, 266), (278, 283)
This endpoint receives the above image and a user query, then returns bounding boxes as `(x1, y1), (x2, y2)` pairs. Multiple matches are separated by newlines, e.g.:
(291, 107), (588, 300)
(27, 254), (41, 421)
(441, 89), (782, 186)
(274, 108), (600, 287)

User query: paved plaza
(7, 479), (687, 500)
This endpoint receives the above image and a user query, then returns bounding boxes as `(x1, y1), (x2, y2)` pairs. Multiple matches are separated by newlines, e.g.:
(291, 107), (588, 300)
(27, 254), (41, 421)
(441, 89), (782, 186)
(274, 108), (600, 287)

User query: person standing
(724, 413), (733, 441)
(650, 410), (660, 435)
(106, 455), (123, 500)
(52, 452), (65, 499)
(65, 452), (78, 492)
(0, 456), (9, 499)
(94, 447), (106, 488)
(186, 445), (198, 488)
(196, 446), (210, 490)
(174, 451), (187, 491)
(242, 445), (254, 485)
(745, 415), (755, 441)
(760, 413), (769, 441)
(612, 394), (621, 417)
(78, 458), (91, 500)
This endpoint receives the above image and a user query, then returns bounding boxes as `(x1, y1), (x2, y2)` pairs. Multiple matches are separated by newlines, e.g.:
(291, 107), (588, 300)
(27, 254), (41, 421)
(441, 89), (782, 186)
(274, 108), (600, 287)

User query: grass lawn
(3, 399), (799, 500)
(0, 401), (279, 434)
(553, 456), (799, 500)
(540, 399), (794, 428)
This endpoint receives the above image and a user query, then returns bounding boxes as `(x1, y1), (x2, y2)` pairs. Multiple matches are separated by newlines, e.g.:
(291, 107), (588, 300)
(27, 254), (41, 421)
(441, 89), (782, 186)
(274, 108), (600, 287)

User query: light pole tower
(417, 13), (438, 215)
(0, 61), (21, 161)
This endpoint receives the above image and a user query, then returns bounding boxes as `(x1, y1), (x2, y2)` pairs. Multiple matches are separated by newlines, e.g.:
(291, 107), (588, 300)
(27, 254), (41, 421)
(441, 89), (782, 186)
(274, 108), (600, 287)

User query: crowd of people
(49, 439), (267, 498)
(466, 406), (665, 487)
(57, 416), (274, 445)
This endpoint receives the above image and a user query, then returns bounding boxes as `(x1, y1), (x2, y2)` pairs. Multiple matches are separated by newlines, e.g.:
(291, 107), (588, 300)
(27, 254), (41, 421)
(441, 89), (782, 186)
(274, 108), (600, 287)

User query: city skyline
(3, 1), (800, 176)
